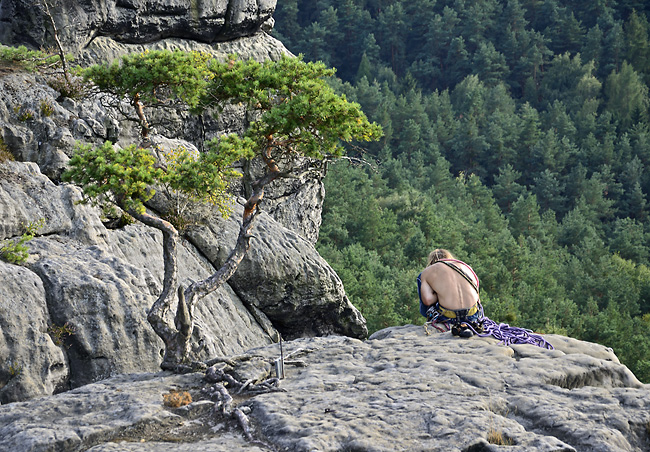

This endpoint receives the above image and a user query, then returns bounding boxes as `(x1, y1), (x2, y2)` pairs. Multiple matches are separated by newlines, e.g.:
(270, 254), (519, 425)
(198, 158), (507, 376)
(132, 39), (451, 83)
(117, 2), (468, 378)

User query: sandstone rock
(100, 222), (279, 361)
(0, 2), (357, 405)
(0, 160), (276, 399)
(0, 161), (72, 240)
(77, 33), (290, 68)
(1, 38), (321, 242)
(0, 372), (199, 451)
(0, 0), (277, 53)
(0, 157), (358, 403)
(1, 327), (648, 451)
(0, 74), (121, 179)
(0, 260), (68, 404)
(25, 237), (166, 388)
(185, 201), (368, 340)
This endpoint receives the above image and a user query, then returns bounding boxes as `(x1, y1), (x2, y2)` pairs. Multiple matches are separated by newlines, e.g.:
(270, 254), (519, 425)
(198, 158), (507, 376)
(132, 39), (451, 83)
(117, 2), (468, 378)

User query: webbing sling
(437, 259), (479, 295)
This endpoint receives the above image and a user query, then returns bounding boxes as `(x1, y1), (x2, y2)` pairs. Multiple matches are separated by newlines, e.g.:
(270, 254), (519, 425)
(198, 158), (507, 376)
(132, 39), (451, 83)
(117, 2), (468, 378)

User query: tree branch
(41, 0), (70, 85)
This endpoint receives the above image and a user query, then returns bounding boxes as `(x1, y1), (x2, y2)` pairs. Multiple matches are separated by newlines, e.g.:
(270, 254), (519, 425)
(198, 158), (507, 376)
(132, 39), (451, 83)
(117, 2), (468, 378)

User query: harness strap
(435, 303), (479, 319)
(437, 260), (479, 294)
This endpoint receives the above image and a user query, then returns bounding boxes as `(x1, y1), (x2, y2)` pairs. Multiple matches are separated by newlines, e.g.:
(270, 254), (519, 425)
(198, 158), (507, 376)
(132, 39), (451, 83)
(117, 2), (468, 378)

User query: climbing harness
(419, 259), (554, 350)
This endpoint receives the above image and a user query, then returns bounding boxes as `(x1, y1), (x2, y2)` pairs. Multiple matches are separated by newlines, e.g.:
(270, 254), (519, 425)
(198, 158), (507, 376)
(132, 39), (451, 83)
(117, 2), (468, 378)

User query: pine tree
(625, 9), (650, 80)
(472, 41), (509, 86)
(605, 61), (650, 129)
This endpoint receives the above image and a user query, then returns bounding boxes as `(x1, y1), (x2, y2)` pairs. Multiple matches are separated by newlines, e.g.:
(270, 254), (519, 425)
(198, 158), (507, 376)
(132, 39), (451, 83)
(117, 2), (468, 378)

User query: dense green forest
(272, 0), (650, 382)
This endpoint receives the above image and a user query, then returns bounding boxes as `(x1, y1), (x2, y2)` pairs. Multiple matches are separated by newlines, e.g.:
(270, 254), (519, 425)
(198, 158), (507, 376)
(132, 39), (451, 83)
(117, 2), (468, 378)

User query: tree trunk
(41, 0), (70, 85)
(132, 93), (150, 139)
(128, 208), (188, 368)
(134, 141), (284, 369)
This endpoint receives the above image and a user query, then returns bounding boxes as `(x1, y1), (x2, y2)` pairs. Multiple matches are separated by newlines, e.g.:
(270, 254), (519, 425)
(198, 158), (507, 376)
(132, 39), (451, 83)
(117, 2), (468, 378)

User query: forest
(272, 0), (650, 383)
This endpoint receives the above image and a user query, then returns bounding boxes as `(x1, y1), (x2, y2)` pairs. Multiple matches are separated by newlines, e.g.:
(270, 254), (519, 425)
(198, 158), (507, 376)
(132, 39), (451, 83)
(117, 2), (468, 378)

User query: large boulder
(0, 0), (277, 53)
(0, 261), (68, 404)
(185, 201), (368, 340)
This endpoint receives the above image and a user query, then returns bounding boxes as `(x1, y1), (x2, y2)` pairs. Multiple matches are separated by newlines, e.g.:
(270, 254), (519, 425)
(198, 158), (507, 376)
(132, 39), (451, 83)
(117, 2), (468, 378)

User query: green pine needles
(66, 50), (382, 224)
(0, 44), (62, 72)
(0, 219), (45, 265)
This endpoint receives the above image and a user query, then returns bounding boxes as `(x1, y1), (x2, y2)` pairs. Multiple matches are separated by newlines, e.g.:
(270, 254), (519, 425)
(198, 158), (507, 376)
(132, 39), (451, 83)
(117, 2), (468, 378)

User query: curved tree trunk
(127, 208), (187, 368)
(131, 141), (286, 370)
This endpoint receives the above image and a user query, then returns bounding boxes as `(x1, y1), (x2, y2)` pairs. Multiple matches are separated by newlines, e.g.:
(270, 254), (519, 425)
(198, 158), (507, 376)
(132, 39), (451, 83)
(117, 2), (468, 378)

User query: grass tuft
(487, 428), (514, 446)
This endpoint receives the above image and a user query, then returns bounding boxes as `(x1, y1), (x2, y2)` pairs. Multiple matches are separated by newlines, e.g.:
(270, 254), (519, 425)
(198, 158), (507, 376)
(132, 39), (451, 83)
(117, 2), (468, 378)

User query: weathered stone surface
(0, 372), (199, 451)
(25, 236), (166, 388)
(0, 260), (68, 404)
(0, 161), (72, 240)
(0, 0), (277, 53)
(0, 0), (352, 407)
(0, 74), (120, 179)
(0, 38), (322, 242)
(186, 201), (368, 340)
(1, 327), (648, 452)
(77, 33), (290, 67)
(100, 222), (279, 361)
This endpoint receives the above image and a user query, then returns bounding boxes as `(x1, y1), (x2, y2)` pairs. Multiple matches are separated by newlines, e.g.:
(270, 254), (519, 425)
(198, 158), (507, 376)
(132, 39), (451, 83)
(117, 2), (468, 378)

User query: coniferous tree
(624, 10), (650, 81)
(272, 0), (650, 382)
(605, 61), (650, 130)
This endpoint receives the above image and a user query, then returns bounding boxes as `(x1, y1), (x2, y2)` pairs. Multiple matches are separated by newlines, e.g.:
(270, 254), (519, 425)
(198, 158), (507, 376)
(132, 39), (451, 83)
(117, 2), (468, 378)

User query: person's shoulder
(423, 262), (444, 275)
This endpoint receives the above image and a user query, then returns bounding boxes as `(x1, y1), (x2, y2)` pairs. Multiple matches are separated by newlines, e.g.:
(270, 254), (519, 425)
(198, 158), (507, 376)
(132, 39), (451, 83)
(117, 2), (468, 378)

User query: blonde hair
(427, 248), (454, 266)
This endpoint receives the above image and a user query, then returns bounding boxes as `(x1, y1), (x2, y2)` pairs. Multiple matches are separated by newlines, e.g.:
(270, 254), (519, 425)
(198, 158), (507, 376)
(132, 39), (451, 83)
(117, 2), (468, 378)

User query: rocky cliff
(1, 326), (649, 452)
(1, 3), (650, 452)
(0, 0), (277, 52)
(0, 0), (366, 405)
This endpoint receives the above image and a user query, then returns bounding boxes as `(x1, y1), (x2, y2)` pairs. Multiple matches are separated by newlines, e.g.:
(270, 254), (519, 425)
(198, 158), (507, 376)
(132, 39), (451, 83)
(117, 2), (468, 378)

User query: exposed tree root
(202, 364), (284, 450)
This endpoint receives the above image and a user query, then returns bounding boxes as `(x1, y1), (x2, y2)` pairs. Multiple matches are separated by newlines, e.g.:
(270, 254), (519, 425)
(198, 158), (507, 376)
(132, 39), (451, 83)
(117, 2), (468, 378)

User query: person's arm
(419, 277), (438, 307)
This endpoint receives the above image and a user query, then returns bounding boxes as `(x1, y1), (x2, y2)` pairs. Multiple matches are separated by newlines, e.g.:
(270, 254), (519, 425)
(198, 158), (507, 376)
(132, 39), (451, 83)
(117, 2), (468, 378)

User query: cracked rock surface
(1, 325), (648, 452)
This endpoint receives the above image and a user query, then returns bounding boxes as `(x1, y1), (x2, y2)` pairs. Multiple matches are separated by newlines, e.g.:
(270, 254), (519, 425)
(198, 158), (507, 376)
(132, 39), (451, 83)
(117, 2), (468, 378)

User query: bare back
(419, 260), (479, 310)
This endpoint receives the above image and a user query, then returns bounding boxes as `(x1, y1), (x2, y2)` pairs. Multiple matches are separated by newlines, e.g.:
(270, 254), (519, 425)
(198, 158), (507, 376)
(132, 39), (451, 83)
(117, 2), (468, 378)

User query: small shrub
(162, 209), (196, 233)
(47, 73), (88, 100)
(0, 44), (61, 72)
(163, 390), (192, 407)
(0, 218), (45, 264)
(0, 234), (32, 264)
(8, 361), (22, 377)
(40, 100), (55, 117)
(47, 322), (76, 347)
(24, 218), (45, 235)
(0, 139), (13, 163)
(17, 108), (35, 122)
